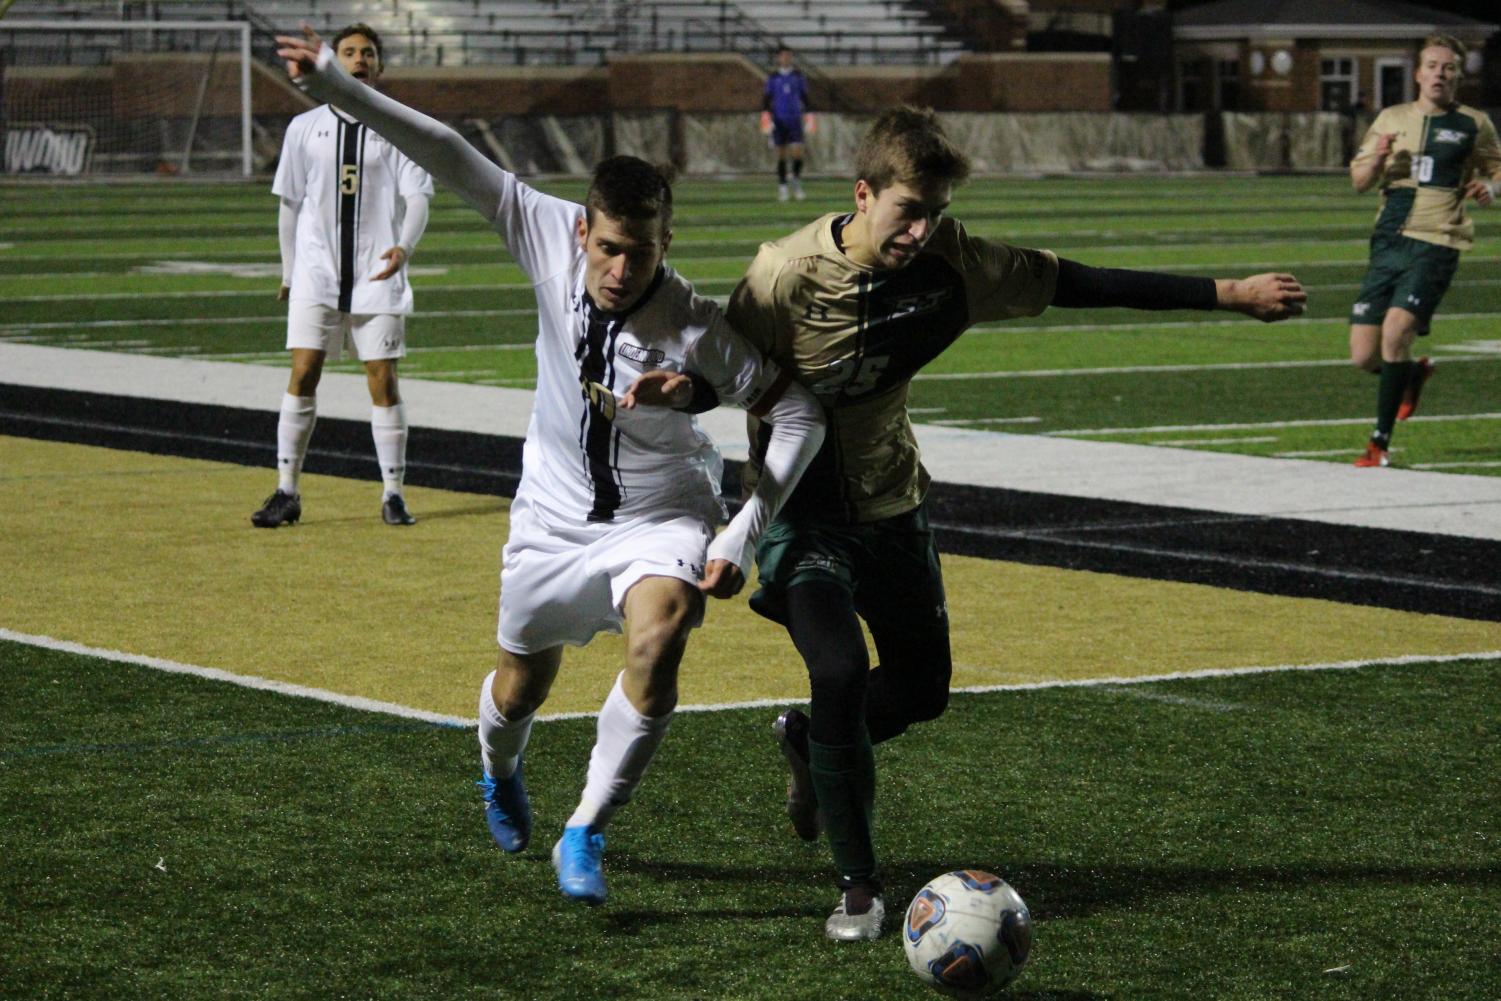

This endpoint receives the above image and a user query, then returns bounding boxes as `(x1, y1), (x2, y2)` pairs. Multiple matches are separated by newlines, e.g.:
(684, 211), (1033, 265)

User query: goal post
(1, 19), (252, 177)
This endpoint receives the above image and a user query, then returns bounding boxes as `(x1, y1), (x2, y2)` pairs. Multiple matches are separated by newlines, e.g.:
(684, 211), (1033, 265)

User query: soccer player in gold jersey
(726, 106), (1307, 941)
(1346, 35), (1501, 467)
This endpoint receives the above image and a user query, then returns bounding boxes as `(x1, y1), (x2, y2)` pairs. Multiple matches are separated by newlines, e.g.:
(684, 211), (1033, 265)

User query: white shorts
(286, 300), (405, 362)
(497, 494), (712, 654)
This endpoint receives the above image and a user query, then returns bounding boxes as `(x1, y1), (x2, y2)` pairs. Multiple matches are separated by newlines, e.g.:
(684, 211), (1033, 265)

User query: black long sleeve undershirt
(1050, 257), (1217, 311)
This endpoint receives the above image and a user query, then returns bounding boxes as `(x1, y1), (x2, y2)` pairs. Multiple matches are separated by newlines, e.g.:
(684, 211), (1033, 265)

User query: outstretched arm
(277, 27), (504, 223)
(1051, 259), (1306, 322)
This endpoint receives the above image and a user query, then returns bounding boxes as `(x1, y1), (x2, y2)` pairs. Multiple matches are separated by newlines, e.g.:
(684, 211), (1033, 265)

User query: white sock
(566, 673), (673, 832)
(277, 393), (317, 494)
(370, 403), (408, 499)
(477, 669), (534, 780)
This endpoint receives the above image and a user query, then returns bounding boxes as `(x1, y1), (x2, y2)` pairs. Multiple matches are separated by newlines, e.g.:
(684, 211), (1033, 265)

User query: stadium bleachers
(1, 0), (966, 66)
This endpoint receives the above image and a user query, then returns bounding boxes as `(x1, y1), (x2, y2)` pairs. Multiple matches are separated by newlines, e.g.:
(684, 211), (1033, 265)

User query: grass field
(2, 173), (1499, 473)
(4, 171), (1500, 999)
(4, 640), (1498, 1000)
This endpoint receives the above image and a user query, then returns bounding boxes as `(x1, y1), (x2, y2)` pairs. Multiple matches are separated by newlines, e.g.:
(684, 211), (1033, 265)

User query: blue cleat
(476, 765), (532, 853)
(552, 826), (607, 905)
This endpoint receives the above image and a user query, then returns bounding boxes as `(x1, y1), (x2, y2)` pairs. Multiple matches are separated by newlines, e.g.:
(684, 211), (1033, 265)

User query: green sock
(1374, 360), (1413, 441)
(808, 735), (879, 889)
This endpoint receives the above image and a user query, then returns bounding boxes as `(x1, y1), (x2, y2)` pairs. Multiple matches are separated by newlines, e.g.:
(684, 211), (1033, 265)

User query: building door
(1376, 57), (1412, 108)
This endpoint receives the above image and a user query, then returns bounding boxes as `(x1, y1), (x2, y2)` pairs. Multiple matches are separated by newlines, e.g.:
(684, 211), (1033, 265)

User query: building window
(1320, 56), (1356, 111)
(1216, 58), (1241, 110)
(1179, 58), (1210, 111)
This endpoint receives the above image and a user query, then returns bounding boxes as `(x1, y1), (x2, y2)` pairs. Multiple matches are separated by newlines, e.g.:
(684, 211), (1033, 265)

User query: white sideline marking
(1164, 436), (1278, 446)
(931, 416), (1043, 426)
(5, 628), (1499, 728)
(0, 308), (541, 332)
(0, 628), (472, 728)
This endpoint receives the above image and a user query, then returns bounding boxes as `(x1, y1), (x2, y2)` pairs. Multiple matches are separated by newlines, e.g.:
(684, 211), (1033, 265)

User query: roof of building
(1175, 0), (1498, 39)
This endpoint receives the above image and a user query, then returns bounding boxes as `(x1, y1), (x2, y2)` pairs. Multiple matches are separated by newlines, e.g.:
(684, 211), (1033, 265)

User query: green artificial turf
(2, 174), (1498, 474)
(3, 638), (1497, 1000)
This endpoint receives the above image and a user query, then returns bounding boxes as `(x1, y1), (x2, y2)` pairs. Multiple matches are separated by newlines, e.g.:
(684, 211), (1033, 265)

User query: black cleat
(774, 708), (820, 842)
(382, 494), (416, 526)
(251, 489), (301, 528)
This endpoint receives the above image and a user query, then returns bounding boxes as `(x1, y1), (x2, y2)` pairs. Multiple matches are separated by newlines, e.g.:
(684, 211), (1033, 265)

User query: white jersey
(295, 45), (825, 570)
(497, 176), (785, 525)
(273, 104), (434, 314)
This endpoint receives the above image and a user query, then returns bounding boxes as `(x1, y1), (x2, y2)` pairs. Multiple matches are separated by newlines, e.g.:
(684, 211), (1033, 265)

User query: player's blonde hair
(1419, 34), (1466, 68)
(853, 106), (970, 194)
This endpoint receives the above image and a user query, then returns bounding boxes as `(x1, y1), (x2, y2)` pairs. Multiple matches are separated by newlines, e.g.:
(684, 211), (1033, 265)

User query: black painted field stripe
(4, 383), (1498, 622)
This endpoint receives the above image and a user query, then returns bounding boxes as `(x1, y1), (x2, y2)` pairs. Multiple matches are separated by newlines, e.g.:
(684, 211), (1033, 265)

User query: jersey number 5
(340, 164), (360, 195)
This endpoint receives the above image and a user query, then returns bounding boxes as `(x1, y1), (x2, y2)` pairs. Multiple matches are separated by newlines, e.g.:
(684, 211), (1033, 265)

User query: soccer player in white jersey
(254, 23), (435, 529)
(277, 27), (826, 905)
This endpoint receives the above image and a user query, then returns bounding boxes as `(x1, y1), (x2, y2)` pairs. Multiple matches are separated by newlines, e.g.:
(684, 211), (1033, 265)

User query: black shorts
(749, 503), (947, 633)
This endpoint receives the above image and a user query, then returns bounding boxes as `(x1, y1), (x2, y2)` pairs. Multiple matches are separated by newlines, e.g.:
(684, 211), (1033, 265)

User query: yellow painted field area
(5, 435), (1498, 717)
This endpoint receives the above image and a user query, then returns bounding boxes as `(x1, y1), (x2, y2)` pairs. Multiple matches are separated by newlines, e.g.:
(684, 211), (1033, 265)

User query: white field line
(1413, 460), (1501, 469)
(8, 240), (1500, 273)
(930, 416), (1043, 426)
(1274, 447), (1404, 458)
(1, 278), (742, 301)
(1163, 436), (1279, 446)
(4, 628), (1499, 727)
(916, 355), (1494, 382)
(15, 275), (1501, 306)
(1045, 412), (1501, 436)
(191, 342), (536, 362)
(0, 308), (541, 332)
(5, 251), (1501, 288)
(965, 312), (1501, 338)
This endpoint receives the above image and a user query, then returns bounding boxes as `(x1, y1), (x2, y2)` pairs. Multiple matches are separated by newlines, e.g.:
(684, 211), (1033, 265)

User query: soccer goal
(1, 19), (252, 177)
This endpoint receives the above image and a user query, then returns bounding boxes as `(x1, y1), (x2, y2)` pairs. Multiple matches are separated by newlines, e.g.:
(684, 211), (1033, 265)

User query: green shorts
(1348, 233), (1459, 329)
(748, 503), (947, 629)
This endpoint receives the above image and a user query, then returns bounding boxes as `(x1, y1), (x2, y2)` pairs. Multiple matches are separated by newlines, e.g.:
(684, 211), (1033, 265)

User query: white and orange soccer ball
(902, 870), (1032, 997)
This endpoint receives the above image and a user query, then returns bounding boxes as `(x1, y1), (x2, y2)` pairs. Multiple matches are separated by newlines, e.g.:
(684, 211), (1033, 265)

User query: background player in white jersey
(254, 23), (434, 529)
(277, 26), (825, 906)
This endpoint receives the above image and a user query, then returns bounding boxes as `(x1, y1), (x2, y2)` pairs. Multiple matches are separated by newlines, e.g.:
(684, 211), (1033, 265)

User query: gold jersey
(1351, 102), (1501, 250)
(727, 212), (1058, 524)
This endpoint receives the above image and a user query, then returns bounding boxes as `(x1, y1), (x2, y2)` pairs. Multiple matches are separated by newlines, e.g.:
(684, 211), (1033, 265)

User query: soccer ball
(902, 870), (1031, 997)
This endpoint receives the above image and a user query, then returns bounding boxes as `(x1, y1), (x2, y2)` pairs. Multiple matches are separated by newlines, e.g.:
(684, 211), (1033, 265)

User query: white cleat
(778, 183), (790, 202)
(825, 889), (885, 941)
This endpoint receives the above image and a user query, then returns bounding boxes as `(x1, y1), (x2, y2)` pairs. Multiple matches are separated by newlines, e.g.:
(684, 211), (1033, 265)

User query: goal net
(2, 19), (252, 177)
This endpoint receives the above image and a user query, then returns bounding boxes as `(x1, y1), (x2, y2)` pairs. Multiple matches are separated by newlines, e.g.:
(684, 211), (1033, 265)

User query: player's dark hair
(1419, 34), (1466, 67)
(854, 105), (970, 194)
(332, 23), (384, 65)
(585, 156), (675, 232)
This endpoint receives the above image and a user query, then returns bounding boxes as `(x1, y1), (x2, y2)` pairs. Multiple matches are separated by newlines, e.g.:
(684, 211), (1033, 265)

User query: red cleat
(1396, 357), (1434, 421)
(1354, 442), (1390, 468)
